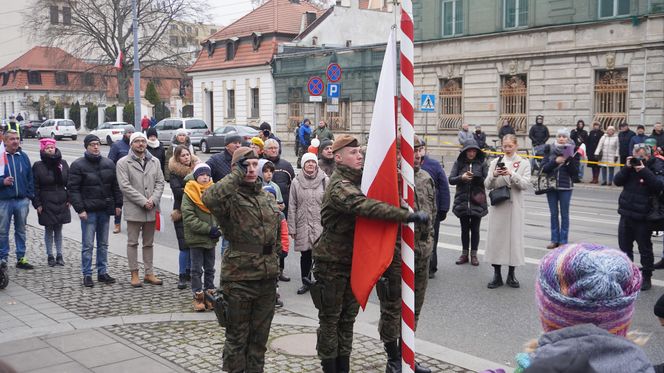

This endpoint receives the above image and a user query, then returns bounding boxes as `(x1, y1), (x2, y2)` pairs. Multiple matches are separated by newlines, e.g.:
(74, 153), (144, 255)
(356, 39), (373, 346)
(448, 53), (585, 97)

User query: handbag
(534, 167), (558, 195)
(489, 186), (510, 206)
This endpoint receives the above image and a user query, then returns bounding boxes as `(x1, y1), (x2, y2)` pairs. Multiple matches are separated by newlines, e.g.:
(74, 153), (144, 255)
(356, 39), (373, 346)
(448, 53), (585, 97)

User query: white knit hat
(301, 152), (318, 166)
(129, 132), (147, 144)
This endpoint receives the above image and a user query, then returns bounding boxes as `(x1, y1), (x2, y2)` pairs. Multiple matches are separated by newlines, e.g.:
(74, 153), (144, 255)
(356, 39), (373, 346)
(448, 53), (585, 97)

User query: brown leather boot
(193, 291), (206, 312)
(204, 289), (215, 311)
(455, 254), (469, 265)
(144, 273), (163, 285)
(113, 224), (121, 234)
(130, 270), (142, 288)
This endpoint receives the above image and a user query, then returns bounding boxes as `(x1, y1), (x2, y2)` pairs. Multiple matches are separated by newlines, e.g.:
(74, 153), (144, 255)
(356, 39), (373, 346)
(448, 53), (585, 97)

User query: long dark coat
(32, 149), (71, 226)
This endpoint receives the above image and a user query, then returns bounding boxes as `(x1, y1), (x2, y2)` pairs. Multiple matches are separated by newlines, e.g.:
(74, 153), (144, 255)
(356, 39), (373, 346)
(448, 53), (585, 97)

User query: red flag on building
(351, 29), (399, 308)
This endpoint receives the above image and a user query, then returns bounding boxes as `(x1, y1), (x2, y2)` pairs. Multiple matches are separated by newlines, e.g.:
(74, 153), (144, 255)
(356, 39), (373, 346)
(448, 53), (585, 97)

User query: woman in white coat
(484, 134), (531, 289)
(593, 125), (619, 185)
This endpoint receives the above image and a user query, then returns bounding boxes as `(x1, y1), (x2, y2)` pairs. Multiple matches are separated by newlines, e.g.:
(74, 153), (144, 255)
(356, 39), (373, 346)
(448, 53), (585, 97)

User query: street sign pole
(132, 0), (141, 129)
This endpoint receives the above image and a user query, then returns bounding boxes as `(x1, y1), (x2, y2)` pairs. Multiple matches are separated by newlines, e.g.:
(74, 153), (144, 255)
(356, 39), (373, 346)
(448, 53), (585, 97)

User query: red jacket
(141, 117), (150, 129)
(280, 217), (289, 253)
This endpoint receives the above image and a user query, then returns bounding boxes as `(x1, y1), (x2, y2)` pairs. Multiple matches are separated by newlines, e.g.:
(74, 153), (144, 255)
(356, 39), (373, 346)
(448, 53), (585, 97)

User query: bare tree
(251, 0), (334, 9)
(26, 0), (209, 103)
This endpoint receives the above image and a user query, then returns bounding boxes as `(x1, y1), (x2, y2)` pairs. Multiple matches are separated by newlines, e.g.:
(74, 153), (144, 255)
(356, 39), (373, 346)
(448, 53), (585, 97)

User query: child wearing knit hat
(513, 243), (657, 373)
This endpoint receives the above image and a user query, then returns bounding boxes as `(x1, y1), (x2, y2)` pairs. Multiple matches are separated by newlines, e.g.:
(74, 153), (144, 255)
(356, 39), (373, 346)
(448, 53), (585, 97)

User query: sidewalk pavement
(0, 222), (509, 373)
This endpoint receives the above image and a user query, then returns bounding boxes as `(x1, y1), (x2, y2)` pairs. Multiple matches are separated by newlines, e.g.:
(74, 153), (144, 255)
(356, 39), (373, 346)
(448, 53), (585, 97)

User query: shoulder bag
(489, 156), (511, 206)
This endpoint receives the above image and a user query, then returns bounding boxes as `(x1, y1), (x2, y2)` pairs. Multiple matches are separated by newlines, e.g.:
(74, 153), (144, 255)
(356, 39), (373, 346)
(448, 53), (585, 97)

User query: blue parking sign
(327, 83), (340, 98)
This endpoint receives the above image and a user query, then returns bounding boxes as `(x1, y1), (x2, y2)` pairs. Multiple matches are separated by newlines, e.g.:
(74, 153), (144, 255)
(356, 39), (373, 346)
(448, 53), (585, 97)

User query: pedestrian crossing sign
(420, 94), (436, 112)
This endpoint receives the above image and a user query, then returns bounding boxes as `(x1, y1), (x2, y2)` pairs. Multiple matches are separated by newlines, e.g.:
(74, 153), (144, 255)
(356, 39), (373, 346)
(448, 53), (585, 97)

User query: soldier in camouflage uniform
(201, 147), (281, 373)
(312, 135), (429, 373)
(378, 137), (436, 373)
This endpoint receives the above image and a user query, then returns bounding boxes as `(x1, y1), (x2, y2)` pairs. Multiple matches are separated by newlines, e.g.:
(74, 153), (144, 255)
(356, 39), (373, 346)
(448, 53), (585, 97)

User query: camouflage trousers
(377, 252), (430, 343)
(221, 279), (276, 373)
(311, 261), (360, 360)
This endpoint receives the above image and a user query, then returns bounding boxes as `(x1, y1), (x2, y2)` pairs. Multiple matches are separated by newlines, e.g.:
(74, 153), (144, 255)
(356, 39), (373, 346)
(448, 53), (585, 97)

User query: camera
(262, 130), (270, 137)
(630, 157), (643, 166)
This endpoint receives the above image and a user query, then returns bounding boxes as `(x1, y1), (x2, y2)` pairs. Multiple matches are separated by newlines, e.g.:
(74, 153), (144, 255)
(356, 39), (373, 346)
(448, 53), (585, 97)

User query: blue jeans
(578, 163), (585, 180)
(179, 249), (190, 275)
(45, 224), (63, 256)
(601, 167), (615, 184)
(0, 198), (29, 261)
(80, 212), (109, 276)
(547, 190), (572, 244)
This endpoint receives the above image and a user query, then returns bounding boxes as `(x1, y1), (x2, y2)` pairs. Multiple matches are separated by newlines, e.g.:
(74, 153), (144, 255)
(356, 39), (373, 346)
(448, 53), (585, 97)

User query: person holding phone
(449, 139), (488, 266)
(594, 125), (619, 185)
(541, 128), (579, 250)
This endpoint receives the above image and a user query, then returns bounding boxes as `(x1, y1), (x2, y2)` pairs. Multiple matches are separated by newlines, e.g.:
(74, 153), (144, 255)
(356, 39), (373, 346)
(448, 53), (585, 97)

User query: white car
(36, 119), (78, 140)
(90, 122), (132, 145)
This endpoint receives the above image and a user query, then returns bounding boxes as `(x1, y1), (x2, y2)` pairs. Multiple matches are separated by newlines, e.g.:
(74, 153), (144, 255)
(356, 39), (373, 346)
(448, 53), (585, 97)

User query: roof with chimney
(187, 0), (323, 73)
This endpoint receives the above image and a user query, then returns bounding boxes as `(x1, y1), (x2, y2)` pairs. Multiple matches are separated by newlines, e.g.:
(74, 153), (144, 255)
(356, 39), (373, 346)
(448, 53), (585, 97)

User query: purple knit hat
(535, 243), (642, 337)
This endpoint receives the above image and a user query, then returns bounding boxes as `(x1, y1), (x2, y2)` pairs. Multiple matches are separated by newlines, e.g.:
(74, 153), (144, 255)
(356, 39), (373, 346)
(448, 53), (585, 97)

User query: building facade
(414, 0), (664, 149)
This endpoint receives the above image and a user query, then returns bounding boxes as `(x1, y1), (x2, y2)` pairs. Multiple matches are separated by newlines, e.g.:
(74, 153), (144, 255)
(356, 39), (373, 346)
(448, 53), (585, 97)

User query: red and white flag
(113, 38), (123, 69)
(351, 29), (399, 308)
(0, 141), (6, 176)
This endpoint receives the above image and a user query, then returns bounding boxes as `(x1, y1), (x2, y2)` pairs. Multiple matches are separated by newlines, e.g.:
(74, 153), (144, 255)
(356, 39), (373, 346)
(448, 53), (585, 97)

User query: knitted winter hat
(311, 138), (320, 148)
(320, 139), (333, 150)
(39, 138), (56, 151)
(84, 134), (101, 148)
(655, 293), (664, 318)
(262, 184), (277, 197)
(175, 128), (188, 137)
(146, 127), (158, 139)
(301, 152), (318, 166)
(535, 243), (642, 336)
(225, 132), (242, 145)
(250, 137), (264, 150)
(129, 132), (147, 145)
(556, 128), (570, 138)
(193, 163), (211, 179)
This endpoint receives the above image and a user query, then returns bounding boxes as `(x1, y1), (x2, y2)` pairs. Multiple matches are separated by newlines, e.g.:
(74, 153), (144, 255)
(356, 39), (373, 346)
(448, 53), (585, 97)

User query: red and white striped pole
(399, 0), (416, 372)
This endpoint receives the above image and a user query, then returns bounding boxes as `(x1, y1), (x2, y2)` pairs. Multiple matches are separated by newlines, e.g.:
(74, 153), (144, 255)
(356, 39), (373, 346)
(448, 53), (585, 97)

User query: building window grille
(504, 0), (528, 29)
(592, 69), (628, 129)
(28, 71), (42, 85)
(441, 0), (463, 36)
(438, 78), (463, 131)
(599, 0), (630, 18)
(55, 72), (68, 86)
(227, 89), (235, 119)
(251, 88), (260, 118)
(324, 99), (350, 131)
(498, 74), (528, 134)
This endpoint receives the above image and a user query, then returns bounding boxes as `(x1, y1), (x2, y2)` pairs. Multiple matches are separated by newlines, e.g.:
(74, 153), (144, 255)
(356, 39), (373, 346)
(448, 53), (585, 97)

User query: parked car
(90, 122), (132, 145)
(19, 120), (41, 138)
(36, 119), (77, 140)
(199, 125), (259, 153)
(153, 118), (209, 147)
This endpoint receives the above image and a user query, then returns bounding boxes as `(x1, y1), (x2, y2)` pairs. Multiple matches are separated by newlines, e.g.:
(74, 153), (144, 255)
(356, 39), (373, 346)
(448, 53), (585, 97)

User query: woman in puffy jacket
(448, 139), (488, 266)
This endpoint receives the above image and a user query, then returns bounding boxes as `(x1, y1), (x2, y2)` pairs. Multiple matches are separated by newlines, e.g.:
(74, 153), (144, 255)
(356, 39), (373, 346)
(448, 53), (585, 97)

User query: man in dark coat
(473, 125), (487, 149)
(618, 122), (636, 165)
(570, 120), (588, 149)
(419, 139), (450, 279)
(108, 125), (135, 233)
(259, 122), (281, 155)
(586, 121), (604, 184)
(650, 122), (664, 151)
(263, 138), (294, 218)
(206, 133), (242, 183)
(498, 119), (516, 141)
(529, 115), (550, 171)
(68, 134), (123, 287)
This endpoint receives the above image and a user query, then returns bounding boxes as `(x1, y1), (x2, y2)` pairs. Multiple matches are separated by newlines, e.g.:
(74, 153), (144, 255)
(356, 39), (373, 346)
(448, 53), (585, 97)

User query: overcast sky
(209, 0), (254, 28)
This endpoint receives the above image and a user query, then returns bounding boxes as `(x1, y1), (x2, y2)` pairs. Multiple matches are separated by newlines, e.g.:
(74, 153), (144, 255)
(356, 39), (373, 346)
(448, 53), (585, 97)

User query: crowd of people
(1, 114), (664, 372)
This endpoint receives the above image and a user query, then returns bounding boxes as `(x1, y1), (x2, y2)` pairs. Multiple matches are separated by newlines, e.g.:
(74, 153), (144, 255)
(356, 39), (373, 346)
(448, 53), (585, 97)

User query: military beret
(331, 134), (359, 153)
(231, 147), (258, 165)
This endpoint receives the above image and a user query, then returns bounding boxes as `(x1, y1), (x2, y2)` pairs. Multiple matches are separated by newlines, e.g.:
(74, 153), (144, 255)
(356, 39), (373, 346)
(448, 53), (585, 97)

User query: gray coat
(527, 324), (654, 373)
(116, 150), (165, 222)
(287, 169), (327, 252)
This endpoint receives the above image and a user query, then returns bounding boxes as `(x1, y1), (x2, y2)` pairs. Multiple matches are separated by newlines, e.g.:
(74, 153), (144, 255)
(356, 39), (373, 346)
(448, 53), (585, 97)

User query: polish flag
(113, 38), (123, 69)
(0, 142), (6, 176)
(351, 29), (399, 308)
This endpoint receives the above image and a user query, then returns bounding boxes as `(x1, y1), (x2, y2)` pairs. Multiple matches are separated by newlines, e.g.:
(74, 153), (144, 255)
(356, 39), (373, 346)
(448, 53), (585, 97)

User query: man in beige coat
(116, 132), (165, 287)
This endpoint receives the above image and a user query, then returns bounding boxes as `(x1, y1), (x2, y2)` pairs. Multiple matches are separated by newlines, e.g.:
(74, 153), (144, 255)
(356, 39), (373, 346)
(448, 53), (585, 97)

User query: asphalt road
(19, 137), (664, 369)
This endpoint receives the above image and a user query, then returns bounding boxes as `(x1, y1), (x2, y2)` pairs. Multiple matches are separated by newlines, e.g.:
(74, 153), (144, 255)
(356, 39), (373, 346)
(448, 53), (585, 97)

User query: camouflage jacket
(395, 168), (437, 258)
(202, 168), (281, 281)
(313, 164), (411, 266)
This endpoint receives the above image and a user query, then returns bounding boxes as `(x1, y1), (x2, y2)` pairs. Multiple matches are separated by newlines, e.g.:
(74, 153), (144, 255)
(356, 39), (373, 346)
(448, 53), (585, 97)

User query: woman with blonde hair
(484, 134), (531, 289)
(594, 125), (619, 185)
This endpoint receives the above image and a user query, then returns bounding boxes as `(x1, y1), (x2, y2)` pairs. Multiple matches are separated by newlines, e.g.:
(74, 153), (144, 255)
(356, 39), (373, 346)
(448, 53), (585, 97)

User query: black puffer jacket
(448, 140), (489, 218)
(266, 155), (295, 218)
(32, 149), (71, 226)
(68, 152), (123, 215)
(529, 123), (550, 146)
(614, 157), (664, 220)
(206, 149), (233, 183)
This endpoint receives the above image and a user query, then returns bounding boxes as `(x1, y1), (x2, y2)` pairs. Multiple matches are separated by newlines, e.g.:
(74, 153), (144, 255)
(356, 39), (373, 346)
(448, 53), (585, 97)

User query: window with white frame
(442, 0), (463, 36)
(599, 0), (630, 18)
(227, 89), (235, 119)
(504, 0), (528, 29)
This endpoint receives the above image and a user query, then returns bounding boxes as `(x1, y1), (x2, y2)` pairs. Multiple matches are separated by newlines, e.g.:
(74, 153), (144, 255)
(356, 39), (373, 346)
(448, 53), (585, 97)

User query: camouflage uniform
(312, 164), (411, 361)
(202, 167), (281, 373)
(378, 167), (437, 343)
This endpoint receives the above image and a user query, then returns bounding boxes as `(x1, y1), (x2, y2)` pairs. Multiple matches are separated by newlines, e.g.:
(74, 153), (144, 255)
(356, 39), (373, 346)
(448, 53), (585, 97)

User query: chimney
(299, 12), (317, 33)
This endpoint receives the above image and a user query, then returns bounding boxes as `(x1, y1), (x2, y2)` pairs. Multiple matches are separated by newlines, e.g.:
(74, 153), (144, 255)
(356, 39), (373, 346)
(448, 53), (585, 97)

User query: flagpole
(132, 0), (141, 130)
(399, 0), (416, 372)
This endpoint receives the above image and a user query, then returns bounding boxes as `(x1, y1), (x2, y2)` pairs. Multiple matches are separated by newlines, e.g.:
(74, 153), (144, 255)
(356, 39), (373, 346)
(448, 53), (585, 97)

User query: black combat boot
(506, 266), (520, 288)
(415, 361), (432, 373)
(321, 358), (336, 373)
(337, 355), (350, 373)
(384, 341), (402, 373)
(177, 274), (187, 290)
(641, 276), (652, 291)
(487, 265), (503, 289)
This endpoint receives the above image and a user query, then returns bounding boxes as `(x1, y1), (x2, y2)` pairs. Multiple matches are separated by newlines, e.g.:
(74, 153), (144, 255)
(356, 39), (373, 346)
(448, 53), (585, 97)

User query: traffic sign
(327, 83), (340, 98)
(326, 63), (342, 82)
(307, 76), (324, 96)
(420, 94), (436, 112)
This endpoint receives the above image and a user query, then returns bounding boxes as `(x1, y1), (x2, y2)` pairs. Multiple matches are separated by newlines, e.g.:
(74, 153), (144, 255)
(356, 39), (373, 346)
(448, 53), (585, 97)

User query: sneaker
(16, 257), (34, 270)
(55, 254), (65, 266)
(97, 273), (116, 284)
(83, 276), (94, 287)
(47, 255), (56, 267)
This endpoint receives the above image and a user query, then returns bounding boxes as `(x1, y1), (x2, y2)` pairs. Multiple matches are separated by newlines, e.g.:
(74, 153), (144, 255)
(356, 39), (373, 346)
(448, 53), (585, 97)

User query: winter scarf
(184, 179), (213, 214)
(40, 149), (64, 185)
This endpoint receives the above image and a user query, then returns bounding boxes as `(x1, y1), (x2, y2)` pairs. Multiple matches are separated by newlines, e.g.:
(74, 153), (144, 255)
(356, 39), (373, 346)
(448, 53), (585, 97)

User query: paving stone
(27, 361), (93, 373)
(67, 342), (143, 368)
(0, 337), (48, 357)
(2, 347), (71, 371)
(46, 329), (116, 353)
(92, 356), (177, 373)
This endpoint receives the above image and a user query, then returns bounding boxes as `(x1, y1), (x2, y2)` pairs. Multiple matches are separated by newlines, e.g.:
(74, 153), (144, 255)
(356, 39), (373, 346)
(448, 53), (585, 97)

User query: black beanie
(84, 134), (101, 148)
(146, 127), (158, 139)
(655, 293), (664, 318)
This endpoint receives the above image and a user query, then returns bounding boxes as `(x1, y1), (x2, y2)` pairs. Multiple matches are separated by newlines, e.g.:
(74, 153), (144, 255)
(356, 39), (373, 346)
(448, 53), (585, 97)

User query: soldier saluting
(202, 147), (281, 373)
(312, 134), (429, 373)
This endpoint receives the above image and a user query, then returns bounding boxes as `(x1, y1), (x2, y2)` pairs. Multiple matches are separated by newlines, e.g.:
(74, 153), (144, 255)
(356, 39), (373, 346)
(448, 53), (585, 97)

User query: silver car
(199, 125), (259, 153)
(153, 118), (210, 147)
